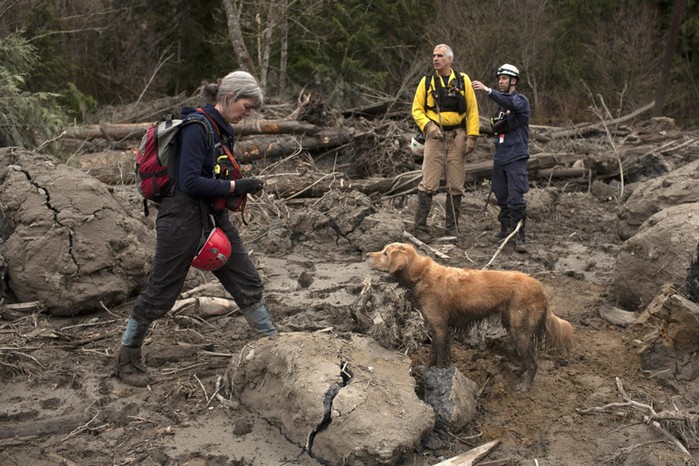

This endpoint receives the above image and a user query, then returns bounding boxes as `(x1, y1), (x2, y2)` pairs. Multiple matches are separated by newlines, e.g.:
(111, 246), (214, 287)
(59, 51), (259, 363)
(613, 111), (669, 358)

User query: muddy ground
(1, 131), (698, 466)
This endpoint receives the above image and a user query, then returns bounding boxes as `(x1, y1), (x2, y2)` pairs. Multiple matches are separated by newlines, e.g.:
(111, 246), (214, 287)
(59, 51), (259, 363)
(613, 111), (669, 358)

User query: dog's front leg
(512, 334), (537, 391)
(428, 324), (451, 368)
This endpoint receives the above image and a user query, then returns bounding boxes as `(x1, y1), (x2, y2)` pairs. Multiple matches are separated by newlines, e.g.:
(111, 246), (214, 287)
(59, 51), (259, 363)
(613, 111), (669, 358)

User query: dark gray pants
(131, 191), (263, 324)
(492, 159), (529, 221)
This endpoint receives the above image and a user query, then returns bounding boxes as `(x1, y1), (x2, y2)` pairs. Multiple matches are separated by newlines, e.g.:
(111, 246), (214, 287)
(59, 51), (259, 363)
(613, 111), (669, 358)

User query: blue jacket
(488, 90), (530, 164)
(175, 104), (232, 199)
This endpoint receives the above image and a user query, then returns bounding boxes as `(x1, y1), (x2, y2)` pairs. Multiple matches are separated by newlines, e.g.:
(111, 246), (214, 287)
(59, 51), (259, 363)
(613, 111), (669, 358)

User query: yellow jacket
(412, 69), (480, 137)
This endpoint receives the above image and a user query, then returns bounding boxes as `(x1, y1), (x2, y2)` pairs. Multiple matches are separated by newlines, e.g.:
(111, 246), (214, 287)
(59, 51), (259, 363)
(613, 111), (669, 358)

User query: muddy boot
(412, 191), (433, 242)
(445, 194), (462, 236)
(493, 207), (512, 241)
(512, 211), (527, 253)
(241, 302), (278, 338)
(115, 345), (150, 387)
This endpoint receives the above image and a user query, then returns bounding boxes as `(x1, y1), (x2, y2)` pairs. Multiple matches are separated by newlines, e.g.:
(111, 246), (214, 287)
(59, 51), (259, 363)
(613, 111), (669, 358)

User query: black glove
(233, 178), (264, 195)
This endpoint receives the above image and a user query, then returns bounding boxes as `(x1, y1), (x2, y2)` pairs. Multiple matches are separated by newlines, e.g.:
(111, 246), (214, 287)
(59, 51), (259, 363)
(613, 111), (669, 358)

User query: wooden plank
(432, 439), (500, 466)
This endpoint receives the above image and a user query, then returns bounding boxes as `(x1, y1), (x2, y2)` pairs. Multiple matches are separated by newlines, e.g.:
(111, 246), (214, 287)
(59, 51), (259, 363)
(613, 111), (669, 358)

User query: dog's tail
(545, 310), (573, 354)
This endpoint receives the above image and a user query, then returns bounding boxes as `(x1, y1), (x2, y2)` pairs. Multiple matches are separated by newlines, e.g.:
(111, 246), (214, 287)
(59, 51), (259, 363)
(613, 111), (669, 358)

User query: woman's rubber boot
(413, 191), (433, 243)
(445, 194), (462, 236)
(115, 316), (151, 386)
(115, 345), (150, 387)
(241, 303), (278, 338)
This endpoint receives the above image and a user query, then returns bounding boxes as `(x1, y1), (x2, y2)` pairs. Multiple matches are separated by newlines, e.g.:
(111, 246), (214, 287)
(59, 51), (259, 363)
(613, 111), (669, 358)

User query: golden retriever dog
(367, 242), (573, 391)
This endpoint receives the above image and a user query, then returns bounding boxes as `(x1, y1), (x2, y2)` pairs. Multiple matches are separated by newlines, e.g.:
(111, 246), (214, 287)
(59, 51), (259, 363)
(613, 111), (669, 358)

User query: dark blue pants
(492, 159), (529, 222)
(131, 191), (263, 323)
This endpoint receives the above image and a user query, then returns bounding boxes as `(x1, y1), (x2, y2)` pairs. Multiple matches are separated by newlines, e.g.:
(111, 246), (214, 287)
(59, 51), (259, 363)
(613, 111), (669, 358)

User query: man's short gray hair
(435, 44), (454, 60)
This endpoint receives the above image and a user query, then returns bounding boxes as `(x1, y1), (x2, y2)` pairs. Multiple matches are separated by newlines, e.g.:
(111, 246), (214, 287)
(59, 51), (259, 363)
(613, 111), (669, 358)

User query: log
(264, 153), (585, 199)
(432, 439), (500, 466)
(62, 119), (322, 141)
(536, 167), (590, 179)
(479, 122), (552, 143)
(462, 153), (578, 182)
(264, 174), (386, 198)
(171, 296), (239, 317)
(234, 130), (354, 163)
(548, 101), (654, 139)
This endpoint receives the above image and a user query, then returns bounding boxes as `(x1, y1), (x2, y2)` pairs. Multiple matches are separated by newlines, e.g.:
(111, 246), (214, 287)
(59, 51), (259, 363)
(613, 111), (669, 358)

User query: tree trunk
(654, 0), (686, 117)
(259, 0), (276, 92)
(278, 0), (288, 96)
(222, 0), (256, 74)
(234, 130), (353, 162)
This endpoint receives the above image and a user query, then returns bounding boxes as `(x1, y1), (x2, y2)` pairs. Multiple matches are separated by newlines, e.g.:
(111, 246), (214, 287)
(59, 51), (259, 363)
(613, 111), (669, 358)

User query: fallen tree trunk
(234, 130), (354, 162)
(462, 152), (579, 182)
(264, 153), (585, 199)
(547, 101), (655, 139)
(62, 119), (322, 141)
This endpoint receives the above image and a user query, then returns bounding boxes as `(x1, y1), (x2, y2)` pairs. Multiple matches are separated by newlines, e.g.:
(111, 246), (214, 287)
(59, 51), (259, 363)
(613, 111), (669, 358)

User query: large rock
(616, 159), (699, 240)
(0, 147), (154, 315)
(229, 332), (435, 466)
(636, 286), (699, 381)
(423, 366), (479, 433)
(613, 202), (699, 310)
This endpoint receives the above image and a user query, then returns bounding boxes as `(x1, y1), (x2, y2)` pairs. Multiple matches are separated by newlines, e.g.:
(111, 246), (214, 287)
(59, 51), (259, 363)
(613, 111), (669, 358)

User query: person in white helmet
(411, 44), (480, 241)
(473, 64), (531, 253)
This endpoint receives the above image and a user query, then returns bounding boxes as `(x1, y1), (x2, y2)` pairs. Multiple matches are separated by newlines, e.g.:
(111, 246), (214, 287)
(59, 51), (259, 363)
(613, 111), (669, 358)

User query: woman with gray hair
(115, 70), (278, 387)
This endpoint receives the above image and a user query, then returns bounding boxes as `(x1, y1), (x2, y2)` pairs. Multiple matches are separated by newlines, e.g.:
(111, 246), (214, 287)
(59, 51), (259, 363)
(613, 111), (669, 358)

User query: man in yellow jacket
(412, 43), (479, 241)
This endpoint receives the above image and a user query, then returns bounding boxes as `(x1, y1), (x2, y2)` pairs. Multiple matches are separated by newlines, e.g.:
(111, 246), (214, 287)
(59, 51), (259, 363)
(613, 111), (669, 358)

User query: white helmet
(410, 132), (425, 155)
(496, 64), (520, 80)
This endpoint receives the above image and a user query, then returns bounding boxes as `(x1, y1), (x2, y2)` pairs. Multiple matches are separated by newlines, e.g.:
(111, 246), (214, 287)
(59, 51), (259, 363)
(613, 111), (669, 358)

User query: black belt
(440, 122), (464, 132)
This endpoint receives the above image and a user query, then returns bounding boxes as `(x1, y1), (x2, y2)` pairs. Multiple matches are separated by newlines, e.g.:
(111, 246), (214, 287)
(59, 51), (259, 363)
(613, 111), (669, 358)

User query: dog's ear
(387, 245), (409, 274)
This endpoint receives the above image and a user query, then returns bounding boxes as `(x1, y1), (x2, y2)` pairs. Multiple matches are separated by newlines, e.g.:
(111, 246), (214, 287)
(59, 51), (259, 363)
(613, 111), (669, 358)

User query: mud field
(1, 126), (698, 466)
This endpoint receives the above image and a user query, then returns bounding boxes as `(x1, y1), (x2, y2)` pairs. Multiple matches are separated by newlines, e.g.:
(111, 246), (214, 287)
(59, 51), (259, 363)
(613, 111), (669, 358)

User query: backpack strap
(424, 73), (434, 111)
(196, 107), (248, 218)
(196, 107), (244, 179)
(182, 112), (216, 156)
(424, 70), (466, 112)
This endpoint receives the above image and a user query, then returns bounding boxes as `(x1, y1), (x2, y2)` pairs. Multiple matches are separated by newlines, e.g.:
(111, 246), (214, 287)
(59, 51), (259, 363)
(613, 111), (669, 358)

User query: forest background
(0, 0), (696, 151)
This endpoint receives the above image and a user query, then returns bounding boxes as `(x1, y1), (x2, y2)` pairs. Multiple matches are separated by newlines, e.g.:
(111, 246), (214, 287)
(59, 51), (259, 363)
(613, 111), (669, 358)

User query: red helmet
(191, 227), (231, 271)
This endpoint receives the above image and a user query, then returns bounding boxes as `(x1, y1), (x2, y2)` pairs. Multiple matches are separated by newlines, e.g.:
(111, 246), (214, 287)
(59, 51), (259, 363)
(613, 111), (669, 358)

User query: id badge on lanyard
(499, 134), (505, 144)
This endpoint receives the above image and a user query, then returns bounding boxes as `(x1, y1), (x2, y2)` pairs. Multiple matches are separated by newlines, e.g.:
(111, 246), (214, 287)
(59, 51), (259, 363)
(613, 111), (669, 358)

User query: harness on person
(413, 71), (468, 147)
(424, 70), (467, 115)
(134, 107), (246, 216)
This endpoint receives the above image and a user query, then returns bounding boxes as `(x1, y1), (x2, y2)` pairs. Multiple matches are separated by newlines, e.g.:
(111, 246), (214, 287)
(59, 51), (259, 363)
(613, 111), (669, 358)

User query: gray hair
(435, 44), (454, 60)
(200, 71), (264, 109)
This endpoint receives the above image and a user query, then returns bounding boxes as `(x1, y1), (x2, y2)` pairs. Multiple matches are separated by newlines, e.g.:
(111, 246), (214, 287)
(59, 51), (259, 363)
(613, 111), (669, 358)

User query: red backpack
(135, 113), (215, 215)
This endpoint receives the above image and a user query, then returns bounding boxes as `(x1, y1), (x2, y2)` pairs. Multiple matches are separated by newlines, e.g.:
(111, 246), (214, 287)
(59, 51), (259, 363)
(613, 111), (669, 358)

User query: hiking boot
(511, 211), (527, 253)
(413, 226), (432, 243)
(493, 224), (512, 241)
(115, 345), (150, 387)
(514, 238), (528, 253)
(493, 207), (512, 241)
(412, 191), (433, 242)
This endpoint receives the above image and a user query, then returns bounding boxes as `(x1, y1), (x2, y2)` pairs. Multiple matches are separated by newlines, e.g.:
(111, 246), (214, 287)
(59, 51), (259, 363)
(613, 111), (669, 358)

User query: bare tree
(222, 0), (255, 74)
(654, 0), (686, 116)
(258, 0), (277, 91)
(278, 0), (288, 96)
